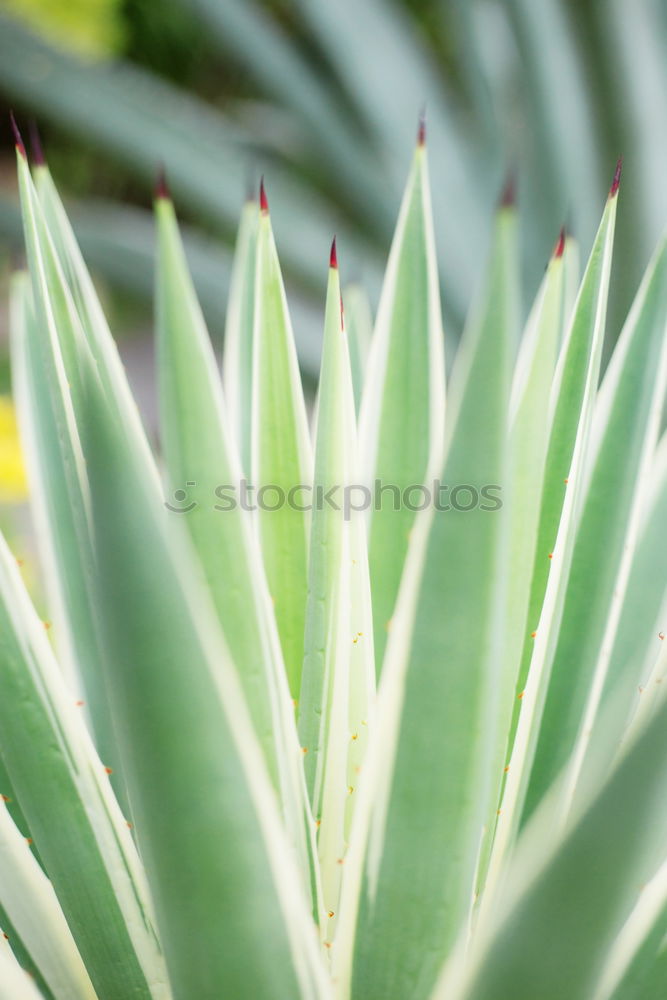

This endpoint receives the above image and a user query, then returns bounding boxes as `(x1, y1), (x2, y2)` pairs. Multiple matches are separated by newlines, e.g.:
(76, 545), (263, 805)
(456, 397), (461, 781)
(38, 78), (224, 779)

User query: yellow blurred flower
(0, 396), (28, 503)
(4, 0), (124, 57)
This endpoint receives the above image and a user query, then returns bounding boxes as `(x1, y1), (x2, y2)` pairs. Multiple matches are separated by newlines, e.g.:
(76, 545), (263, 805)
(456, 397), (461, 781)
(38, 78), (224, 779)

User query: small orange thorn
(659, 632), (665, 641)
(1, 794), (11, 803)
(328, 910), (335, 918)
(564, 478), (569, 484)
(16, 558), (24, 567)
(548, 553), (553, 560)
(26, 837), (33, 845)
(336, 858), (345, 865)
(43, 621), (51, 630)
(104, 766), (113, 775)
(530, 631), (537, 639)
(503, 765), (510, 773)
(301, 747), (308, 755)
(518, 690), (525, 700)
(75, 700), (85, 706)
(2, 932), (8, 940)
(126, 821), (133, 829)
(324, 941), (332, 949)
(351, 732), (358, 741)
(315, 819), (321, 829)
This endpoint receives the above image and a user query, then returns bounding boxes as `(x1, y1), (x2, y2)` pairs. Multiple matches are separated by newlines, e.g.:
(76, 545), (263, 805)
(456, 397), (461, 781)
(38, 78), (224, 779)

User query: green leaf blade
(525, 229), (667, 821)
(298, 256), (375, 935)
(0, 533), (169, 1000)
(338, 204), (516, 1000)
(360, 141), (446, 672)
(81, 363), (329, 1000)
(155, 193), (320, 913)
(252, 202), (312, 697)
(223, 199), (259, 477)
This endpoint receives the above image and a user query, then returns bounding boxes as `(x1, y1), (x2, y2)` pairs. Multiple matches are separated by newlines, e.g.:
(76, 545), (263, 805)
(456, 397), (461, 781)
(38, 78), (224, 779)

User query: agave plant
(2, 112), (667, 1000)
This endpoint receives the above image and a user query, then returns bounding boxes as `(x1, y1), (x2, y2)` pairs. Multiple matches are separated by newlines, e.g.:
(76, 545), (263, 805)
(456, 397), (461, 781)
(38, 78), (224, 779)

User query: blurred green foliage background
(0, 0), (662, 388)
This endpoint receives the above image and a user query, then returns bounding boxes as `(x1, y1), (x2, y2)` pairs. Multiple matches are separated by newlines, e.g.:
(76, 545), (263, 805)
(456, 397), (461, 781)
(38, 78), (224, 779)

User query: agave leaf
(525, 230), (667, 822)
(514, 184), (618, 719)
(474, 234), (562, 891)
(0, 908), (51, 1000)
(13, 148), (162, 790)
(571, 431), (667, 805)
(618, 637), (667, 753)
(252, 191), (312, 696)
(342, 284), (373, 418)
(298, 249), (375, 938)
(223, 198), (259, 476)
(594, 855), (667, 1000)
(0, 532), (169, 1000)
(10, 178), (114, 767)
(481, 185), (618, 907)
(453, 691), (667, 1000)
(155, 191), (319, 910)
(33, 164), (158, 478)
(0, 800), (96, 1000)
(0, 191), (235, 345)
(561, 233), (581, 341)
(0, 939), (46, 1000)
(80, 355), (330, 1000)
(359, 135), (446, 672)
(610, 935), (667, 1000)
(0, 755), (32, 856)
(335, 201), (515, 1000)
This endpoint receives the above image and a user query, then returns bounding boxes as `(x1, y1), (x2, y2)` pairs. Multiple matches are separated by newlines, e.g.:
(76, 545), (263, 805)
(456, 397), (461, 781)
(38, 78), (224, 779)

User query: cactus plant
(2, 115), (667, 1000)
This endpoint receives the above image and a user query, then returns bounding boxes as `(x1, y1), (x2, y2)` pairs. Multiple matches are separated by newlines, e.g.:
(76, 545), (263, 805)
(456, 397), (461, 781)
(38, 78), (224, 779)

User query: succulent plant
(2, 115), (667, 1000)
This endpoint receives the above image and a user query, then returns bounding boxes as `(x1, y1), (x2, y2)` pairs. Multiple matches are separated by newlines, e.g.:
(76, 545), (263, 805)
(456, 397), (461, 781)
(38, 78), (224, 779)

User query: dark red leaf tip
(329, 236), (338, 270)
(500, 169), (516, 208)
(259, 176), (269, 215)
(417, 108), (426, 148)
(610, 157), (623, 198)
(554, 226), (566, 259)
(29, 120), (45, 166)
(155, 164), (170, 200)
(9, 112), (25, 158)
